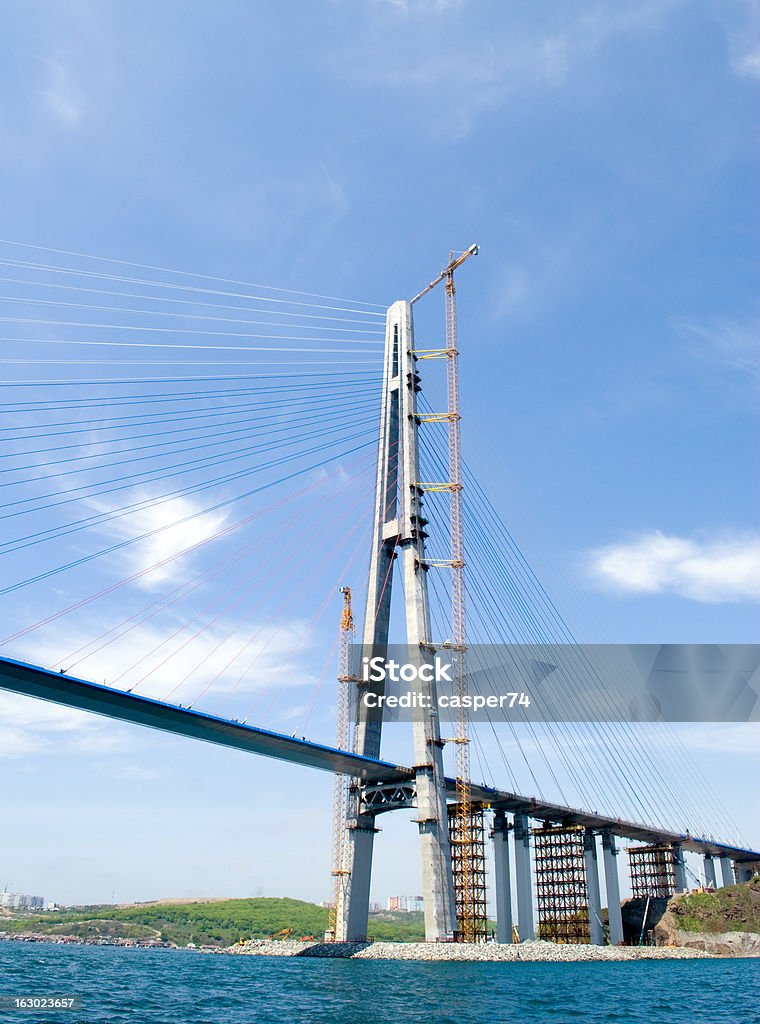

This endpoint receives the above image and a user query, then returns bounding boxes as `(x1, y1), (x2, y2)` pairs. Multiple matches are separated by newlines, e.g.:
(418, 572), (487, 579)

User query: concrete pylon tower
(337, 300), (457, 942)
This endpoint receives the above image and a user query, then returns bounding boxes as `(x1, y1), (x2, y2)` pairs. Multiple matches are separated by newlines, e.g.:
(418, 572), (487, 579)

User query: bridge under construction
(0, 242), (757, 947)
(1, 654), (757, 945)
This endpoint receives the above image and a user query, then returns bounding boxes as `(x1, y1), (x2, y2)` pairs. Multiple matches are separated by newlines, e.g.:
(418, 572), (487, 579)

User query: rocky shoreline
(0, 933), (173, 949)
(216, 939), (715, 961)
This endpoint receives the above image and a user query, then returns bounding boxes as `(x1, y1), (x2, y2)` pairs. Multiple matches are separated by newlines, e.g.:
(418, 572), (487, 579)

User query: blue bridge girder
(1, 655), (758, 867)
(0, 655), (402, 783)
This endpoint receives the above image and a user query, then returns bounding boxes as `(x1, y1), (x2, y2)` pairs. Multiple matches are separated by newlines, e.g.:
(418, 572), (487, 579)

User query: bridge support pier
(492, 810), (513, 943)
(342, 816), (377, 941)
(513, 813), (534, 941)
(703, 854), (717, 888)
(584, 829), (604, 945)
(719, 856), (734, 888)
(602, 830), (624, 946)
(672, 843), (688, 892)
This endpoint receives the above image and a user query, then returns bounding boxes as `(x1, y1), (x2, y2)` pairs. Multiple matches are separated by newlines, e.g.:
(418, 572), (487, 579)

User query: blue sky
(0, 0), (758, 907)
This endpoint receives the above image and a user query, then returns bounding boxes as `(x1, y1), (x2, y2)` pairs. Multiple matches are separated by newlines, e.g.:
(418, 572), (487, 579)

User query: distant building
(0, 893), (45, 910)
(384, 895), (423, 913)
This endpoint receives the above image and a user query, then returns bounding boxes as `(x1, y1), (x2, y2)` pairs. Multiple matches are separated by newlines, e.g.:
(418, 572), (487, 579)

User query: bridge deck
(2, 656), (758, 865)
(0, 656), (403, 782)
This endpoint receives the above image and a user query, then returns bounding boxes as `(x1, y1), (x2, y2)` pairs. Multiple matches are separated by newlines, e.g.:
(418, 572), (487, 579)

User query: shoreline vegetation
(1, 880), (758, 959)
(0, 898), (421, 948)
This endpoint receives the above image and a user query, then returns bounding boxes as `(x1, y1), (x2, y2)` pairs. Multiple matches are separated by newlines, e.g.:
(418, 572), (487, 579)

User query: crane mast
(326, 586), (355, 941)
(444, 255), (486, 942)
(414, 244), (487, 941)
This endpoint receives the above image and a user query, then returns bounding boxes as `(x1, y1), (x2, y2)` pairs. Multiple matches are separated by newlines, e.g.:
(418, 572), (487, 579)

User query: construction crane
(325, 586), (356, 941)
(444, 249), (486, 942)
(414, 245), (486, 941)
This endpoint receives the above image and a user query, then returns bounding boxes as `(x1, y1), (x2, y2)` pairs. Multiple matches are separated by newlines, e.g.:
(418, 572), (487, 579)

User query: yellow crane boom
(326, 586), (355, 941)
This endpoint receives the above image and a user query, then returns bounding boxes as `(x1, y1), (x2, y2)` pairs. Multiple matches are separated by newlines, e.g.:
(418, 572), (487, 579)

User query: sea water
(0, 942), (758, 1024)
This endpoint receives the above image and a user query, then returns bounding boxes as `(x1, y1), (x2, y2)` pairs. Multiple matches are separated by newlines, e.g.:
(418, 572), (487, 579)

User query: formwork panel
(533, 825), (590, 944)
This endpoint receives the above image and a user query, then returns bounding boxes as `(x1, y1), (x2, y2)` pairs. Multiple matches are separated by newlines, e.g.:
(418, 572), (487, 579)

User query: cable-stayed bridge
(1, 652), (758, 944)
(0, 240), (758, 946)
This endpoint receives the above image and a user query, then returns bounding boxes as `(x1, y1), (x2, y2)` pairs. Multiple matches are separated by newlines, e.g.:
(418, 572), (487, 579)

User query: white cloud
(87, 490), (229, 590)
(587, 530), (760, 603)
(1, 613), (319, 758)
(732, 45), (760, 78)
(2, 443), (233, 592)
(11, 615), (318, 702)
(676, 723), (760, 758)
(0, 692), (131, 759)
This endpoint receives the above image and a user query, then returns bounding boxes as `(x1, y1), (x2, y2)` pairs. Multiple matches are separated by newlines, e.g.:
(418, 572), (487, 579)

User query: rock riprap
(216, 939), (714, 961)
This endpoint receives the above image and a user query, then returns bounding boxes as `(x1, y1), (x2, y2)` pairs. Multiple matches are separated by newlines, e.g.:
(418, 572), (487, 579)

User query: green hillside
(0, 898), (428, 946)
(666, 877), (760, 935)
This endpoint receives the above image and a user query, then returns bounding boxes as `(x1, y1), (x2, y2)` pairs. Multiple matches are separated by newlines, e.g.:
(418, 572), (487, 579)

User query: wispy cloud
(371, 0), (465, 15)
(12, 616), (317, 702)
(586, 530), (760, 603)
(724, 0), (760, 81)
(38, 57), (83, 128)
(675, 722), (760, 758)
(339, 0), (686, 139)
(0, 692), (130, 759)
(87, 490), (229, 590)
(732, 45), (760, 78)
(2, 613), (319, 758)
(672, 316), (760, 384)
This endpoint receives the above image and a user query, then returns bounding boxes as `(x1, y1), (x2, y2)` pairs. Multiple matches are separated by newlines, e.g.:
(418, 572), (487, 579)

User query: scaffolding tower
(628, 844), (677, 899)
(533, 826), (591, 944)
(448, 801), (489, 942)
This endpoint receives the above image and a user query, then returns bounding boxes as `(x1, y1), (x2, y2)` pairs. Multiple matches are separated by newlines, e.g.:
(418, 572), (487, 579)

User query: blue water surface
(0, 942), (758, 1024)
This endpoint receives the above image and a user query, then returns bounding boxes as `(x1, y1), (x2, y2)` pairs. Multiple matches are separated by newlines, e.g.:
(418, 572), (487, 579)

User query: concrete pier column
(719, 856), (734, 888)
(343, 817), (377, 941)
(584, 829), (604, 945)
(492, 810), (513, 943)
(513, 813), (534, 941)
(601, 830), (624, 946)
(672, 844), (688, 893)
(703, 854), (717, 888)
